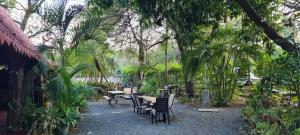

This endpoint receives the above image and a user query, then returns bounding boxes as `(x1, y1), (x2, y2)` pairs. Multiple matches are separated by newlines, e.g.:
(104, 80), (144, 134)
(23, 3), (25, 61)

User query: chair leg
(163, 113), (166, 123)
(151, 113), (154, 124)
(155, 114), (158, 124)
(167, 112), (170, 125)
(169, 108), (175, 118)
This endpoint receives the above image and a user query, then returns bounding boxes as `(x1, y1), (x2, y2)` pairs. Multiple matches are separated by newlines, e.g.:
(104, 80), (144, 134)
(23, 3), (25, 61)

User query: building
(0, 6), (41, 131)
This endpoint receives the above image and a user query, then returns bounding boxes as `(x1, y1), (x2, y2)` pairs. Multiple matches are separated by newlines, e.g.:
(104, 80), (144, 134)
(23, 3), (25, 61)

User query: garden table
(107, 91), (125, 104)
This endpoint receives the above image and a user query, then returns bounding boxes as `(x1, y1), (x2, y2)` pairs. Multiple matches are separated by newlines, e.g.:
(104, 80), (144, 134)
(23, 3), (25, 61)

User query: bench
(103, 96), (112, 104)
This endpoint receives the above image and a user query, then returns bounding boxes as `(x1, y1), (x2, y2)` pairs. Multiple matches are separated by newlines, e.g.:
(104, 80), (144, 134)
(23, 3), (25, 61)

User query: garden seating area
(1, 0), (300, 134)
(106, 87), (176, 124)
(70, 101), (242, 135)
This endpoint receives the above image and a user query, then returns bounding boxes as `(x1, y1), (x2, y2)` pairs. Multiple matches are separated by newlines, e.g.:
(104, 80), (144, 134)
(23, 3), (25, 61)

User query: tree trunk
(165, 27), (169, 85)
(100, 73), (103, 85)
(176, 35), (194, 97)
(20, 10), (31, 31)
(137, 23), (144, 90)
(236, 0), (299, 53)
(185, 78), (194, 98)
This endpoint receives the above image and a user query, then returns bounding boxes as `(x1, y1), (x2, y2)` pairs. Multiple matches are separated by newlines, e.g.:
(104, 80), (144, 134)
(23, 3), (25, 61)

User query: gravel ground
(71, 100), (242, 135)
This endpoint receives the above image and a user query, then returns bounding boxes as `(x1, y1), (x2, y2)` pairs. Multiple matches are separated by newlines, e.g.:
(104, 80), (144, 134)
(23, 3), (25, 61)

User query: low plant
(38, 67), (94, 134)
(31, 108), (62, 135)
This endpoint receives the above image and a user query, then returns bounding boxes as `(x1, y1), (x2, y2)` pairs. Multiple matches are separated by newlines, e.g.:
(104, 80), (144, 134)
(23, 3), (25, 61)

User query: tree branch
(15, 0), (26, 11)
(146, 37), (170, 50)
(128, 19), (144, 47)
(28, 29), (49, 38)
(236, 0), (299, 53)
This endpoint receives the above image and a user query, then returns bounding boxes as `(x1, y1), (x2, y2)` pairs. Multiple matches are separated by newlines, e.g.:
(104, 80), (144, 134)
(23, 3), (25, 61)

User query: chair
(130, 94), (138, 113)
(168, 93), (176, 118)
(133, 94), (151, 115)
(151, 97), (170, 124)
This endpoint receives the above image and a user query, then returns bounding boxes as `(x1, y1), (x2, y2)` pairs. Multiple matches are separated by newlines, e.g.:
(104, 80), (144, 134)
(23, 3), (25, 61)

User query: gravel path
(71, 100), (242, 135)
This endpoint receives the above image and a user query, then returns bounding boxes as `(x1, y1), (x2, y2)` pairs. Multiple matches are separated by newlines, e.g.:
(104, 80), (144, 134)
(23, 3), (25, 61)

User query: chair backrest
(131, 94), (137, 107)
(155, 98), (169, 112)
(168, 93), (175, 108)
(133, 94), (142, 108)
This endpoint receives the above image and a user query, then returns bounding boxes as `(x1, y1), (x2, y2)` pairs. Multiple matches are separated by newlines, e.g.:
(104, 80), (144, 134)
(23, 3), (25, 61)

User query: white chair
(168, 93), (175, 118)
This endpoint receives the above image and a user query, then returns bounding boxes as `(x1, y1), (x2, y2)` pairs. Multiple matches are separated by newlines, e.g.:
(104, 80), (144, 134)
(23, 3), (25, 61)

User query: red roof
(0, 6), (41, 60)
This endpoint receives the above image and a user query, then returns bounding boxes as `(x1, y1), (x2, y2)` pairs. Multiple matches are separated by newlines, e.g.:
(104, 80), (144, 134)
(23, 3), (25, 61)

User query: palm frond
(181, 45), (211, 79)
(94, 56), (112, 88)
(69, 64), (92, 78)
(63, 4), (84, 32)
(58, 67), (72, 90)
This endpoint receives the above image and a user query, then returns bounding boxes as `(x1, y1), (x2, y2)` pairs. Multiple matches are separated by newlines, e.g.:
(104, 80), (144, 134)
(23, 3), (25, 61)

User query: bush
(294, 128), (300, 135)
(122, 65), (139, 85)
(139, 81), (157, 96)
(253, 122), (280, 135)
(242, 92), (300, 135)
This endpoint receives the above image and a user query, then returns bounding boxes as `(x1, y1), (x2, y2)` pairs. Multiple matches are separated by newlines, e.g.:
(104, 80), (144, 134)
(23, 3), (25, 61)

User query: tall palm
(183, 25), (263, 106)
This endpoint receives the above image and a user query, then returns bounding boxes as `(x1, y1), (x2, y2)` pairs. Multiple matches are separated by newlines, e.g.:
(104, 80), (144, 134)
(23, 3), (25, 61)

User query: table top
(138, 96), (156, 103)
(108, 91), (125, 94)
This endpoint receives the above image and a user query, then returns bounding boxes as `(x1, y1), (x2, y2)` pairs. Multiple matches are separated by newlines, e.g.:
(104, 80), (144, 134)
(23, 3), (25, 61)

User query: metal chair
(151, 97), (170, 124)
(168, 93), (176, 118)
(133, 94), (151, 115)
(130, 94), (138, 113)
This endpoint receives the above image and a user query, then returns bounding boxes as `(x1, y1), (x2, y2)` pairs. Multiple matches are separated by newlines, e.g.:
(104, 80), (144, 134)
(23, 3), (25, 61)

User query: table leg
(115, 94), (118, 104)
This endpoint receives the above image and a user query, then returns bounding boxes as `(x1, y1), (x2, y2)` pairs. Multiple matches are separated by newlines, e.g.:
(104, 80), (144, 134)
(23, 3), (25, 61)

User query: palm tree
(182, 24), (263, 106)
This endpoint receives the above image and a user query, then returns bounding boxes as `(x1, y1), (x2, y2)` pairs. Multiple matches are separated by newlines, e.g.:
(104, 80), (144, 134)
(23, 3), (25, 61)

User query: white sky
(8, 0), (176, 53)
(9, 0), (85, 45)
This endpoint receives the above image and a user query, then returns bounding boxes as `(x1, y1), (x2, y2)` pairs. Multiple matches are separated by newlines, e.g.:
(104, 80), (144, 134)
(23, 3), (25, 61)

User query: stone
(202, 89), (209, 108)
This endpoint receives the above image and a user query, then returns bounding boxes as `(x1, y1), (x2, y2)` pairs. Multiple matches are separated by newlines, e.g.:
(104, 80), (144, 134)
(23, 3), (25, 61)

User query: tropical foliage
(2, 0), (300, 134)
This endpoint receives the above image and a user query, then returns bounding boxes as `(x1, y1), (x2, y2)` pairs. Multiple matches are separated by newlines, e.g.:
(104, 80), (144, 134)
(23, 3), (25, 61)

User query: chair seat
(141, 105), (150, 109)
(143, 107), (152, 111)
(122, 95), (131, 99)
(103, 96), (111, 100)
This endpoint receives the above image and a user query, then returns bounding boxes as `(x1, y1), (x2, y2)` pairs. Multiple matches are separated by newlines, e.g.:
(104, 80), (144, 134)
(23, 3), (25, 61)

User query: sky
(9, 0), (85, 45)
(8, 0), (176, 52)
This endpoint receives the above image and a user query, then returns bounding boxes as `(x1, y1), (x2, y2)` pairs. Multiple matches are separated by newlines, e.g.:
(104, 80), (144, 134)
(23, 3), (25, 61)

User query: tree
(236, 0), (299, 53)
(1, 0), (57, 39)
(183, 23), (263, 106)
(107, 9), (169, 89)
(136, 0), (230, 97)
(89, 0), (299, 98)
(40, 3), (84, 66)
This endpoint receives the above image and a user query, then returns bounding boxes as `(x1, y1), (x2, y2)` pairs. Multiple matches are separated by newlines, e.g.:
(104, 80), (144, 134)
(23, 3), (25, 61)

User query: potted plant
(54, 107), (78, 135)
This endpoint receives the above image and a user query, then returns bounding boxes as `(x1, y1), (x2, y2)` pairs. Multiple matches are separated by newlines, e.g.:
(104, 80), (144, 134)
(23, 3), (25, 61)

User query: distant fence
(72, 75), (122, 84)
